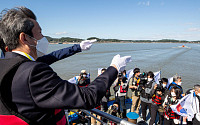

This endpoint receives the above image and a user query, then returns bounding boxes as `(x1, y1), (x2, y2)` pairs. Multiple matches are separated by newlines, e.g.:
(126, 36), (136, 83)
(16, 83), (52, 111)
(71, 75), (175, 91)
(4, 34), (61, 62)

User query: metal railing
(67, 108), (136, 125)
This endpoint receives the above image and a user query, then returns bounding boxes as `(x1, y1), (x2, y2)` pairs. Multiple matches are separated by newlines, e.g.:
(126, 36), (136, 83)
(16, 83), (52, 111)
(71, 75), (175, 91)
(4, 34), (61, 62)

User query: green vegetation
(45, 36), (200, 44)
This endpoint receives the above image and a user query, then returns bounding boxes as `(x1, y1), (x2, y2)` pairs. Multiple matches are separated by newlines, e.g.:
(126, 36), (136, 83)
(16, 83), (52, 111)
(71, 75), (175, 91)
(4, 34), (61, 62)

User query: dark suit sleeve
(36, 44), (81, 65)
(29, 63), (118, 109)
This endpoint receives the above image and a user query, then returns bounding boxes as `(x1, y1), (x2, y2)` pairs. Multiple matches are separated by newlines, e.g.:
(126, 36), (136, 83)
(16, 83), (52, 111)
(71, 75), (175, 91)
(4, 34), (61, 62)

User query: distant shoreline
(49, 41), (200, 44)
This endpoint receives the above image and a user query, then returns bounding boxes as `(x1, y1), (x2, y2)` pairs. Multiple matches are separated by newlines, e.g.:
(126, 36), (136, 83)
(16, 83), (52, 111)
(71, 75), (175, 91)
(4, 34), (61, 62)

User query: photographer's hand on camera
(77, 74), (82, 81)
(154, 84), (157, 90)
(111, 105), (118, 112)
(133, 86), (138, 89)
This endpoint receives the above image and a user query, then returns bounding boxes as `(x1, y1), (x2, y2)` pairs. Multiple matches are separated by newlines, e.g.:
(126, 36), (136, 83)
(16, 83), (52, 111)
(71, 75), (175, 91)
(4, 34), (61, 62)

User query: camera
(139, 72), (148, 84)
(118, 73), (123, 79)
(118, 73), (127, 83)
(165, 97), (178, 111)
(156, 79), (163, 91)
(80, 73), (87, 79)
(138, 72), (148, 92)
(111, 105), (118, 111)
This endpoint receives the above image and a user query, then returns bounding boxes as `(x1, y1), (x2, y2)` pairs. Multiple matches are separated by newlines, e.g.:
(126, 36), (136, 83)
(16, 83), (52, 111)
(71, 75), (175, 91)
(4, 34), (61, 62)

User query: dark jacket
(4, 52), (118, 124)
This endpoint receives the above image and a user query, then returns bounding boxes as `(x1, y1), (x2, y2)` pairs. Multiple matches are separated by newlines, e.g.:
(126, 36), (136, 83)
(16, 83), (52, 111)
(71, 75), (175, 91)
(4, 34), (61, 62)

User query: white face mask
(36, 37), (49, 57)
(26, 34), (49, 57)
(171, 92), (176, 97)
(177, 82), (182, 86)
(162, 84), (166, 88)
(82, 75), (87, 78)
(148, 78), (153, 82)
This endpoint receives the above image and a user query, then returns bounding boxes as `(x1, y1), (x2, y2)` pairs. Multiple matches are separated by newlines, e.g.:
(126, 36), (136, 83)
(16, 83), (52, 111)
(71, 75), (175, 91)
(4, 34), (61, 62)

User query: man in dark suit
(0, 7), (131, 125)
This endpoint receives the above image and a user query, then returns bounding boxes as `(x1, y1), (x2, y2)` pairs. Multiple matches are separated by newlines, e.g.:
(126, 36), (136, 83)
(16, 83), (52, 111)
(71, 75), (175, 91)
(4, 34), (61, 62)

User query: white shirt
(12, 51), (35, 61)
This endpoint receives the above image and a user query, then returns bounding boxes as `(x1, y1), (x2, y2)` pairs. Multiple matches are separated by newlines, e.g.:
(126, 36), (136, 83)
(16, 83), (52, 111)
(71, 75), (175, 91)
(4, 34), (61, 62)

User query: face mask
(177, 82), (182, 86)
(36, 37), (49, 57)
(171, 92), (176, 97)
(26, 34), (49, 57)
(162, 84), (166, 88)
(82, 75), (87, 78)
(148, 78), (153, 82)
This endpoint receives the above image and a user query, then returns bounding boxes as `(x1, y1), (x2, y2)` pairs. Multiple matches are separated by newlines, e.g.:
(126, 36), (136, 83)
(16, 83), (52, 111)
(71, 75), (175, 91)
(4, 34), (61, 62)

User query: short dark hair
(147, 71), (154, 78)
(101, 68), (106, 73)
(0, 7), (35, 51)
(161, 78), (168, 83)
(174, 87), (182, 99)
(122, 70), (126, 74)
(133, 68), (140, 74)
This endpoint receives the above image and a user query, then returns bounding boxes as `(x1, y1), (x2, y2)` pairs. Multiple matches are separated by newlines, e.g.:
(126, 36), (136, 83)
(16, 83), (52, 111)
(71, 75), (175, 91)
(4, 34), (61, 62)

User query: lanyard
(22, 52), (33, 61)
(12, 51), (35, 61)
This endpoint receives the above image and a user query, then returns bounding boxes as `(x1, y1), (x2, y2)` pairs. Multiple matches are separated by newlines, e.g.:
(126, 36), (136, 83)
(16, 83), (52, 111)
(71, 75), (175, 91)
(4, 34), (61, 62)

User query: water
(47, 43), (200, 93)
(1, 43), (199, 92)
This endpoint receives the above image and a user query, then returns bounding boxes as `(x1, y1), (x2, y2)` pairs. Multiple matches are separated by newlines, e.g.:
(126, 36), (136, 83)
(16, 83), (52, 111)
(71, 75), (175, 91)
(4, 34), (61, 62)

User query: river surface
(1, 43), (198, 94)
(47, 43), (200, 94)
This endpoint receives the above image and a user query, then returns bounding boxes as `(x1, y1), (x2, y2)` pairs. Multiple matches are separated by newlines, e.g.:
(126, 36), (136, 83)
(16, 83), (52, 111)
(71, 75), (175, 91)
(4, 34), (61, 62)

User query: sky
(0, 0), (200, 41)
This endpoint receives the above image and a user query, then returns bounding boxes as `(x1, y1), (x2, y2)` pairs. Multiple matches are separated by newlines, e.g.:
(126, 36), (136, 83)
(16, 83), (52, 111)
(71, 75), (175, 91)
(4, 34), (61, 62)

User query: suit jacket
(5, 52), (118, 124)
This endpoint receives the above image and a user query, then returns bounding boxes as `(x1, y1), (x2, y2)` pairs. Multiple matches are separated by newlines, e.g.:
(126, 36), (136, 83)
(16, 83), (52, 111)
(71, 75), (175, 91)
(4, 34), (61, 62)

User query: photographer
(128, 68), (141, 114)
(163, 87), (182, 125)
(113, 72), (128, 118)
(139, 71), (156, 121)
(76, 70), (90, 87)
(149, 78), (168, 125)
(107, 102), (122, 125)
(107, 102), (121, 118)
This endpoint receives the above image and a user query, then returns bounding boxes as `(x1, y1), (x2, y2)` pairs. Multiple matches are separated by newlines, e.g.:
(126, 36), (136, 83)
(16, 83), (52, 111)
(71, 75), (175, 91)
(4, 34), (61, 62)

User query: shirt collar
(12, 51), (35, 61)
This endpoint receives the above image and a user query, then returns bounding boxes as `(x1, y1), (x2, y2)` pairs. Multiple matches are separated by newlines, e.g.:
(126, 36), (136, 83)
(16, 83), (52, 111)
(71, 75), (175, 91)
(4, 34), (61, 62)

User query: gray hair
(173, 75), (181, 82)
(0, 7), (35, 51)
(194, 84), (200, 91)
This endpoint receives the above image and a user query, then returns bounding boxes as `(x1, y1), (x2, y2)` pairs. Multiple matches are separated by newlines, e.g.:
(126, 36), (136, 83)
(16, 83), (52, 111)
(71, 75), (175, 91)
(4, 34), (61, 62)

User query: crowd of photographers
(74, 67), (199, 125)
(107, 68), (200, 125)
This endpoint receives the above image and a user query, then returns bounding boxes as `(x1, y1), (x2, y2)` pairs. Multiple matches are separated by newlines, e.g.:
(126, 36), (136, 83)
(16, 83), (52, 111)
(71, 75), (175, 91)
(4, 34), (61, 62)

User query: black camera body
(80, 73), (87, 78)
(111, 105), (118, 111)
(118, 73), (123, 79)
(165, 96), (178, 111)
(139, 72), (148, 84)
(156, 79), (163, 91)
(118, 73), (127, 83)
(138, 72), (148, 91)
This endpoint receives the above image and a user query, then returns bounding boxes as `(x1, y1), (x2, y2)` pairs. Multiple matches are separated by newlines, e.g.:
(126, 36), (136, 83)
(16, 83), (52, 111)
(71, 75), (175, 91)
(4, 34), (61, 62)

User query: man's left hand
(80, 39), (97, 51)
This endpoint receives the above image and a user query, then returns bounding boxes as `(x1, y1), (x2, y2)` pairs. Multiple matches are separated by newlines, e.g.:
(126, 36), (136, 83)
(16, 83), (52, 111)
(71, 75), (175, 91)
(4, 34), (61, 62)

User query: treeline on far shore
(46, 36), (200, 44)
